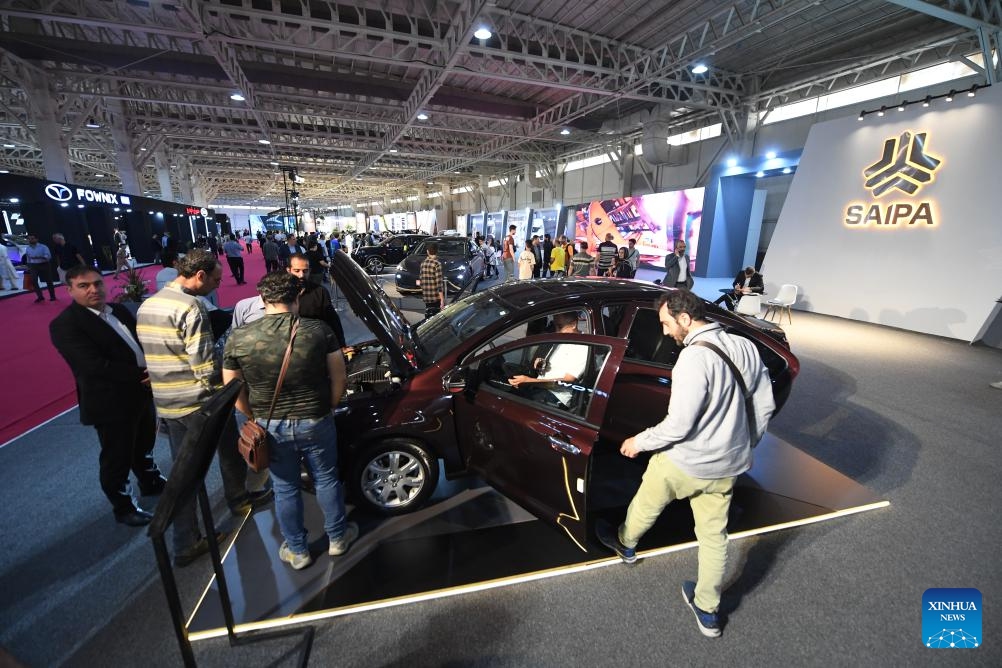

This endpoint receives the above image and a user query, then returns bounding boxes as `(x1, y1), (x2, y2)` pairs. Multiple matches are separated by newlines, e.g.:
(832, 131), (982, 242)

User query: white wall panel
(761, 85), (1002, 341)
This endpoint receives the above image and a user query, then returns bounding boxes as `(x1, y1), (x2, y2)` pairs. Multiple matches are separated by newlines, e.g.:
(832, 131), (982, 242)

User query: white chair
(764, 284), (798, 324)
(735, 294), (762, 317)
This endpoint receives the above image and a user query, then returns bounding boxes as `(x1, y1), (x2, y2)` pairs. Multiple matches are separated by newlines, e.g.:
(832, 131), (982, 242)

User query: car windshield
(412, 240), (468, 257)
(414, 291), (514, 364)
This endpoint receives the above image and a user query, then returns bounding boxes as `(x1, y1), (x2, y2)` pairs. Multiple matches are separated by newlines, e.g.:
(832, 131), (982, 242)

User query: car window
(471, 309), (594, 358)
(625, 308), (682, 367)
(388, 238), (404, 248)
(476, 341), (610, 419)
(413, 239), (469, 257)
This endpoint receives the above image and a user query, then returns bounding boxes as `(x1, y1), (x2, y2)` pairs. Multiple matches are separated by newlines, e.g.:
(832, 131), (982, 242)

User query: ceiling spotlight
(945, 90), (955, 102)
(782, 167), (792, 174)
(85, 119), (101, 129)
(230, 93), (246, 101)
(968, 85), (977, 97)
(726, 157), (738, 167)
(77, 204), (85, 208)
(389, 148), (398, 153)
(416, 112), (429, 121)
(691, 63), (709, 75)
(140, 147), (147, 151)
(877, 106), (886, 117)
(765, 151), (777, 159)
(9, 197), (18, 202)
(922, 96), (931, 107)
(0, 170), (9, 174)
(897, 102), (906, 111)
(258, 138), (271, 144)
(60, 202), (69, 207)
(95, 173), (104, 177)
(755, 170), (765, 178)
(560, 128), (571, 135)
(270, 161), (279, 166)
(2, 143), (14, 148)
(857, 111), (866, 121)
(473, 27), (492, 40)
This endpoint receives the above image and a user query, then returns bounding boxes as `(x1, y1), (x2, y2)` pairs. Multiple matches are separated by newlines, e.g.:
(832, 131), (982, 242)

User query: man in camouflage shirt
(419, 242), (444, 318)
(222, 272), (357, 570)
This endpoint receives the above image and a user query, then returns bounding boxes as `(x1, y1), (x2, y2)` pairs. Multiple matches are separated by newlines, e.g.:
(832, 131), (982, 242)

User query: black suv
(351, 233), (426, 274)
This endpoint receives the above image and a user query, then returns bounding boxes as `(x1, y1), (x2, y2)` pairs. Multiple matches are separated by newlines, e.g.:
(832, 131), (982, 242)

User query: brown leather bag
(237, 319), (299, 472)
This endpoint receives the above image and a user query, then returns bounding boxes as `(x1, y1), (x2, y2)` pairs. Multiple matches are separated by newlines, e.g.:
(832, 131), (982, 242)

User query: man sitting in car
(507, 312), (588, 409)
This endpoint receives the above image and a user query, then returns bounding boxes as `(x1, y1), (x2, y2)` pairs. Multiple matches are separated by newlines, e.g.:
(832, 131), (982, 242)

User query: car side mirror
(442, 368), (467, 394)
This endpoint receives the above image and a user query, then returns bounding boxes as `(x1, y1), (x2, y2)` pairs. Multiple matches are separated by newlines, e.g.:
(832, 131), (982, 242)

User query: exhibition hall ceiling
(0, 0), (993, 207)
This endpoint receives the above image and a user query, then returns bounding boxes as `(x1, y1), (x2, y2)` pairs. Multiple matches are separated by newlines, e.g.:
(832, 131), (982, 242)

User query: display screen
(572, 188), (704, 269)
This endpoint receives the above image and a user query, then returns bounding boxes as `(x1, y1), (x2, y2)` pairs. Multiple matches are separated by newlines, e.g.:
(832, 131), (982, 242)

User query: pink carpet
(0, 249), (268, 447)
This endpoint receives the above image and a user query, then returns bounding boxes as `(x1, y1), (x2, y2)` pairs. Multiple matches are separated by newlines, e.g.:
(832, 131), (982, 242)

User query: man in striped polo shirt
(137, 249), (271, 567)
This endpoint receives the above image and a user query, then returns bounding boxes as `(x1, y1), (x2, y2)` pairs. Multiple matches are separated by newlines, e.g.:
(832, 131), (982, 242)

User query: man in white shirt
(625, 238), (640, 273)
(508, 312), (588, 408)
(597, 289), (775, 638)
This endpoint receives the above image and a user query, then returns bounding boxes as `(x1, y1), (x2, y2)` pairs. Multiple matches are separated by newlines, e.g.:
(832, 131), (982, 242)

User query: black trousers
(93, 395), (161, 514)
(226, 256), (245, 283)
(27, 263), (56, 300)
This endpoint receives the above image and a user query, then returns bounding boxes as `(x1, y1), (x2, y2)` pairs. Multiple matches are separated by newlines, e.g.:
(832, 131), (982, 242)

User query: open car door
(449, 333), (627, 551)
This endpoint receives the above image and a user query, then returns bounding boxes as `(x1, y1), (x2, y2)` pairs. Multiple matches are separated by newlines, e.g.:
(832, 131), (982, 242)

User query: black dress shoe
(174, 531), (228, 568)
(228, 488), (274, 515)
(115, 508), (153, 527)
(139, 474), (168, 496)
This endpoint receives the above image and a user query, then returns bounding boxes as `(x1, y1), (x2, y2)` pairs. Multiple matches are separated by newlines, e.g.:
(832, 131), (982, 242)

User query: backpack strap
(689, 340), (759, 447)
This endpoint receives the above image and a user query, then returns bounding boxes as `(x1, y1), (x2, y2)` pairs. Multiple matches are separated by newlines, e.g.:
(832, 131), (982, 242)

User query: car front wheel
(350, 439), (439, 515)
(366, 257), (384, 274)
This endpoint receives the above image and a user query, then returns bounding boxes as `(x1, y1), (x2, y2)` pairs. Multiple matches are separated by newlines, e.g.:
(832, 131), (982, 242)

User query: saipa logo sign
(844, 131), (942, 229)
(923, 588), (981, 649)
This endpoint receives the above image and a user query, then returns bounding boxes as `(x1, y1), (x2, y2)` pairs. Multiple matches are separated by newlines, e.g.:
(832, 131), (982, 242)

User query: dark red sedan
(332, 252), (799, 550)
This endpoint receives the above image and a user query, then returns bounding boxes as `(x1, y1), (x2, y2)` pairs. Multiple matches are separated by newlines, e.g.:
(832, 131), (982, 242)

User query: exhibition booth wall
(0, 174), (214, 268)
(760, 84), (1002, 342)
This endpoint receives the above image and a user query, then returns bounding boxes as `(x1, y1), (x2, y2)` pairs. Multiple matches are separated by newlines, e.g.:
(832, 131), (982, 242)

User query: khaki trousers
(619, 452), (736, 613)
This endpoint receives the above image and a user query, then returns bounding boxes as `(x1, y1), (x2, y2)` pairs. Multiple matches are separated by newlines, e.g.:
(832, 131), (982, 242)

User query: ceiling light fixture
(2, 144), (14, 148)
(95, 173), (104, 177)
(270, 161), (279, 166)
(691, 63), (709, 75)
(258, 138), (271, 144)
(877, 106), (886, 116)
(0, 170), (9, 174)
(922, 96), (931, 107)
(858, 111), (866, 121)
(765, 151), (777, 159)
(968, 85), (977, 97)
(85, 119), (101, 129)
(560, 128), (571, 135)
(473, 27), (492, 40)
(230, 93), (246, 101)
(416, 112), (429, 121)
(782, 167), (792, 174)
(945, 90), (955, 102)
(755, 170), (765, 178)
(897, 102), (906, 111)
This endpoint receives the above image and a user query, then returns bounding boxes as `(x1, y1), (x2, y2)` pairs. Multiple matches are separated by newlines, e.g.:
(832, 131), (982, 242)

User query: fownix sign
(44, 182), (132, 207)
(844, 131), (942, 228)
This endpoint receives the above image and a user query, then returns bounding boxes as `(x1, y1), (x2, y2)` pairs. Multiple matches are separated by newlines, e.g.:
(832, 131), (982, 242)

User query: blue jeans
(263, 415), (347, 555)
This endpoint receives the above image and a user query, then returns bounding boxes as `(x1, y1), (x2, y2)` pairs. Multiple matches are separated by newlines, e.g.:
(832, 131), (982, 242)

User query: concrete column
(25, 70), (74, 183)
(106, 98), (141, 196)
(154, 149), (173, 201)
(176, 162), (194, 203)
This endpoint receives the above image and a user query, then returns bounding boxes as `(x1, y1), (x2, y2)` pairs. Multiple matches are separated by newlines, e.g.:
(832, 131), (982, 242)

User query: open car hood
(331, 250), (417, 373)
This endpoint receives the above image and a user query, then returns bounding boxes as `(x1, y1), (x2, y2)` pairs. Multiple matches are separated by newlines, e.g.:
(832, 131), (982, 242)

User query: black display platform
(187, 434), (888, 640)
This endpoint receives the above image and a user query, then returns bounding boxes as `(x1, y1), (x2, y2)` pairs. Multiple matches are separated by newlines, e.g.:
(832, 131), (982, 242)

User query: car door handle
(548, 435), (581, 456)
(332, 406), (351, 416)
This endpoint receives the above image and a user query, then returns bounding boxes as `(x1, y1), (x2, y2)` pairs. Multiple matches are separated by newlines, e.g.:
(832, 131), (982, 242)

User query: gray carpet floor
(1, 282), (1000, 667)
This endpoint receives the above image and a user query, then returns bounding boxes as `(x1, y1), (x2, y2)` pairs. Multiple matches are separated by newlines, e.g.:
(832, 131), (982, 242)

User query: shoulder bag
(238, 319), (299, 472)
(690, 340), (760, 448)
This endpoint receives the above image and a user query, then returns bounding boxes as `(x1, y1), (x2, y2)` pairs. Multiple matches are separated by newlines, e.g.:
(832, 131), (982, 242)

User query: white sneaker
(278, 542), (313, 570)
(990, 381), (1002, 390)
(328, 522), (359, 556)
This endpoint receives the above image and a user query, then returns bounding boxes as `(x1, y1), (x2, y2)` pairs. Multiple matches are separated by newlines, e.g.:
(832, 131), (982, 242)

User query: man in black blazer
(713, 266), (765, 311)
(49, 266), (166, 526)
